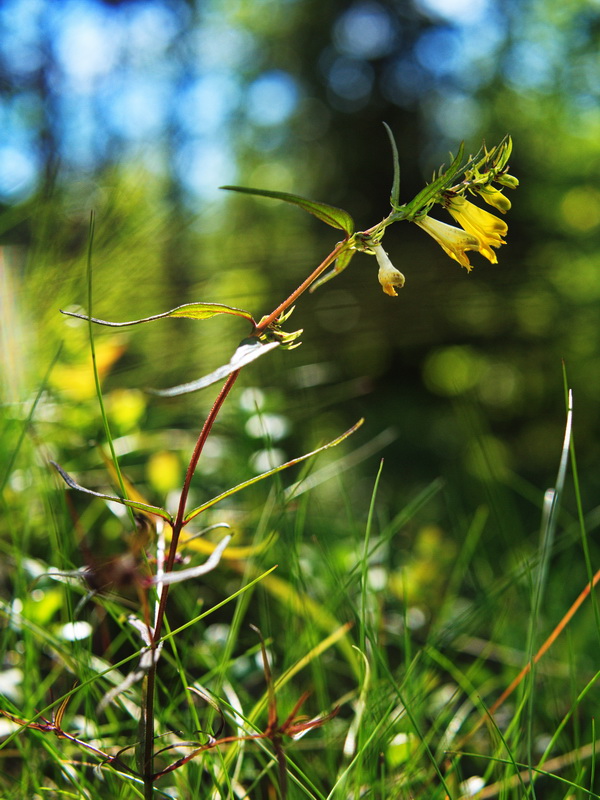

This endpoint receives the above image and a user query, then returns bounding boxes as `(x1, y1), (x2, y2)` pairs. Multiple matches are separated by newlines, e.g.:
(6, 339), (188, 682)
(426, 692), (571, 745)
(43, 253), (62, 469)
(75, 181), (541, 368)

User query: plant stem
(141, 369), (240, 797)
(255, 240), (346, 332)
(140, 240), (346, 795)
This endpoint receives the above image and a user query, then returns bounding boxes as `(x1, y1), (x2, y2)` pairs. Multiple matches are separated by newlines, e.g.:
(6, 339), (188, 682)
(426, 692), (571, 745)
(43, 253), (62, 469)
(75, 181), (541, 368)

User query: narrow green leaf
(383, 122), (400, 206)
(50, 461), (174, 524)
(149, 338), (280, 397)
(61, 302), (255, 327)
(221, 185), (355, 235)
(184, 418), (364, 523)
(402, 142), (466, 218)
(309, 247), (356, 293)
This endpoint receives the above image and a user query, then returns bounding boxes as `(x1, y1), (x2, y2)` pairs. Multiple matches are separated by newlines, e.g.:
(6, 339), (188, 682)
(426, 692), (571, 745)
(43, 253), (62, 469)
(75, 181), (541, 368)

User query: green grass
(2, 354), (600, 800)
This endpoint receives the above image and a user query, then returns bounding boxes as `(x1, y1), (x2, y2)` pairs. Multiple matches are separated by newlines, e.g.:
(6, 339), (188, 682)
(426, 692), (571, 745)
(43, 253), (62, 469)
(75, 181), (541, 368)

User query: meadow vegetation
(1, 128), (600, 800)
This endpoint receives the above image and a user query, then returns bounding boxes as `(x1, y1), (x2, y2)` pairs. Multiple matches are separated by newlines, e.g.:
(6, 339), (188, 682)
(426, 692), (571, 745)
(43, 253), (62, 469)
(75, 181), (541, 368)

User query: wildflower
(445, 195), (508, 263)
(373, 244), (405, 296)
(414, 215), (480, 271)
(476, 185), (512, 213)
(497, 172), (519, 190)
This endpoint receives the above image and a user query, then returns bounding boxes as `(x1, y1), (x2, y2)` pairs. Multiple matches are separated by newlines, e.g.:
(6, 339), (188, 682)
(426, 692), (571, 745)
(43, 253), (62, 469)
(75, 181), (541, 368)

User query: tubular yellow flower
(373, 244), (405, 296)
(497, 172), (519, 189)
(414, 215), (480, 271)
(445, 195), (508, 263)
(476, 185), (511, 213)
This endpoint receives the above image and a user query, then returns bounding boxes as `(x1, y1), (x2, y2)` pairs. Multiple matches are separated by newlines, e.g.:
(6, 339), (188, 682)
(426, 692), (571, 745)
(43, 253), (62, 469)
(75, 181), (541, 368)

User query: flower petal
(476, 185), (512, 213)
(373, 245), (405, 296)
(414, 215), (479, 270)
(445, 195), (507, 263)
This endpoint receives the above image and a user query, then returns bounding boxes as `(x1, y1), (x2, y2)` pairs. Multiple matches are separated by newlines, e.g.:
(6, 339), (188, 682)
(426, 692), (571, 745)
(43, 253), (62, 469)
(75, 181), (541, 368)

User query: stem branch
(140, 239), (347, 795)
(141, 369), (240, 796)
(256, 240), (346, 332)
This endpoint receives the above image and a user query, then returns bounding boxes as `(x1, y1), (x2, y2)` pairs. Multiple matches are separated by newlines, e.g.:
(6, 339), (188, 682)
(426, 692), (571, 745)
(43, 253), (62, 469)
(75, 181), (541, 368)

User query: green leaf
(401, 142), (466, 218)
(149, 338), (280, 397)
(51, 461), (174, 524)
(383, 122), (400, 207)
(183, 418), (364, 523)
(309, 247), (356, 293)
(221, 186), (355, 235)
(60, 302), (255, 327)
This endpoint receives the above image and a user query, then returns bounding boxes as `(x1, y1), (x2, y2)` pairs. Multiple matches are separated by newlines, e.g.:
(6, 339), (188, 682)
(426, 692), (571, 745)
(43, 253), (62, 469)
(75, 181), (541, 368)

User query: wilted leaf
(61, 302), (255, 327)
(150, 535), (231, 586)
(149, 338), (280, 397)
(221, 186), (355, 235)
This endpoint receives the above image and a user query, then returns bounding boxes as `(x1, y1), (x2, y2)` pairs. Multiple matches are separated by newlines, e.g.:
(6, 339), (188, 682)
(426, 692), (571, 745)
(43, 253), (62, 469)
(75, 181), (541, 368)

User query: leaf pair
(61, 303), (280, 397)
(51, 419), (365, 530)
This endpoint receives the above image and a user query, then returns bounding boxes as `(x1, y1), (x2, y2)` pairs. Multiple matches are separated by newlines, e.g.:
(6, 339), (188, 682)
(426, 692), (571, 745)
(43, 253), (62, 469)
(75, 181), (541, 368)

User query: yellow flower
(445, 195), (507, 263)
(414, 215), (480, 271)
(476, 185), (511, 213)
(373, 244), (405, 296)
(497, 172), (519, 189)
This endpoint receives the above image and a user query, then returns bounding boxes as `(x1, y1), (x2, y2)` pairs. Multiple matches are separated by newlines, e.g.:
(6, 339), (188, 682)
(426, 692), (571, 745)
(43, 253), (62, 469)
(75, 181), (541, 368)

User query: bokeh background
(2, 0), (600, 584)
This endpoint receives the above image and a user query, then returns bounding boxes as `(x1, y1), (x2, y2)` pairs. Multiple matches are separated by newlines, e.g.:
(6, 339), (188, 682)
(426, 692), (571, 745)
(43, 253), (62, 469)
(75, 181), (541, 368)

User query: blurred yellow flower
(446, 195), (507, 263)
(373, 244), (405, 296)
(414, 215), (480, 270)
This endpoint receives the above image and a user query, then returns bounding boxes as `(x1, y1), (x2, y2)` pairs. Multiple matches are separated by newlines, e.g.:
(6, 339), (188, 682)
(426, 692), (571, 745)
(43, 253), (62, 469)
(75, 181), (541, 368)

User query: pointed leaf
(402, 142), (466, 218)
(383, 122), (400, 207)
(51, 461), (174, 524)
(184, 419), (364, 523)
(221, 186), (354, 235)
(149, 338), (280, 397)
(61, 302), (254, 327)
(309, 247), (356, 293)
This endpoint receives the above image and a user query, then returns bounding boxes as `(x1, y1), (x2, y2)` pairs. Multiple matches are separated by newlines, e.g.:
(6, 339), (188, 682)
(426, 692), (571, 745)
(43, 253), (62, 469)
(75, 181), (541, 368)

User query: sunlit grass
(2, 367), (600, 799)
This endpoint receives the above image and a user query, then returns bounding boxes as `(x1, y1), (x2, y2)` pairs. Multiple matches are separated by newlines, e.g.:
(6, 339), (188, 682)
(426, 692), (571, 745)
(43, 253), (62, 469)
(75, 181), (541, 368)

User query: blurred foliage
(1, 0), (600, 652)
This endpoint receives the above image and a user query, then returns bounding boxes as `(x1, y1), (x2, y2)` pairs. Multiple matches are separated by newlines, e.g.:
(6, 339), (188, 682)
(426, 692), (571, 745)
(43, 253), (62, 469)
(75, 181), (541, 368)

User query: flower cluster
(416, 193), (509, 271)
(411, 138), (517, 274)
(366, 135), (518, 293)
(221, 131), (517, 297)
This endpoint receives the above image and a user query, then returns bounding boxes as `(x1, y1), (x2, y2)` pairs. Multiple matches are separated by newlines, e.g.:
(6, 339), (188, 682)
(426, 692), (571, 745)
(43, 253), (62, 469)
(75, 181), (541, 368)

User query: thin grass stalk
(85, 212), (136, 529)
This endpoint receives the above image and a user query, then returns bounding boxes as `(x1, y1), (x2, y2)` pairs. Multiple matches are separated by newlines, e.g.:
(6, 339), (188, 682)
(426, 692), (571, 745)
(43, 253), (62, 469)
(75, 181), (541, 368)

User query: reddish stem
(141, 238), (347, 795)
(255, 240), (347, 333)
(142, 369), (240, 796)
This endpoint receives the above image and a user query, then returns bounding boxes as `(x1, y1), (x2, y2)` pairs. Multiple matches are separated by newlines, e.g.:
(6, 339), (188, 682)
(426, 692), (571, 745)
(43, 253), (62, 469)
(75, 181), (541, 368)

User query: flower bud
(496, 173), (519, 189)
(477, 185), (512, 213)
(373, 244), (405, 296)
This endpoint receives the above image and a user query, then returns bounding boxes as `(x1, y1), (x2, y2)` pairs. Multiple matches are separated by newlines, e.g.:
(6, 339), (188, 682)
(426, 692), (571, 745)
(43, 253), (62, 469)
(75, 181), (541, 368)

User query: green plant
(0, 128), (530, 799)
